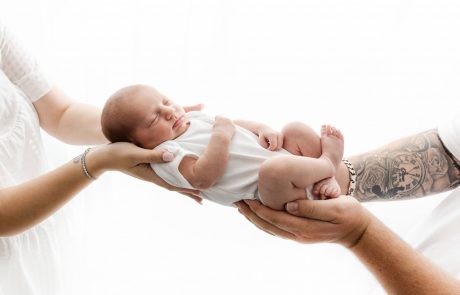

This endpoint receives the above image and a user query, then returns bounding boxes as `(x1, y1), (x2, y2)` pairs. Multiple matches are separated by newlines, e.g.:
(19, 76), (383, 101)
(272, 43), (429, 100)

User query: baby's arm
(178, 116), (235, 190)
(234, 120), (283, 151)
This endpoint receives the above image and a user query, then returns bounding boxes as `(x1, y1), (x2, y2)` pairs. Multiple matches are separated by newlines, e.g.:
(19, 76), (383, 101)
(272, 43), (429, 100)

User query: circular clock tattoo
(389, 153), (425, 196)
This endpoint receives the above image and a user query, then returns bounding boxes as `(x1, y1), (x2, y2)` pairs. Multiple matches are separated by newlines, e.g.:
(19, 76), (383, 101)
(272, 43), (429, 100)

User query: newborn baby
(101, 85), (344, 209)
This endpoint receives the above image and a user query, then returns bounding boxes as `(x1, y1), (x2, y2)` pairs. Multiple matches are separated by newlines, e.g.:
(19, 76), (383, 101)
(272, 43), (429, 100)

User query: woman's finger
(133, 148), (175, 164)
(179, 192), (203, 204)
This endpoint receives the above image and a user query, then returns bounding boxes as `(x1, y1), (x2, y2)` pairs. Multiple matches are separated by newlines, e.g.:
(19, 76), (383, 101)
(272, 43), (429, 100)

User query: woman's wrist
(83, 146), (109, 178)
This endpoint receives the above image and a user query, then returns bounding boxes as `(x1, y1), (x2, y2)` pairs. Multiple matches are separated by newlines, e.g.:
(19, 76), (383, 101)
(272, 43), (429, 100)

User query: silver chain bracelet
(81, 148), (97, 180)
(342, 158), (356, 196)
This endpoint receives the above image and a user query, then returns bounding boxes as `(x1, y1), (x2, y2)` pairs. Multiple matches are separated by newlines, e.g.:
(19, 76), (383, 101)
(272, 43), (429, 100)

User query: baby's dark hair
(101, 85), (142, 143)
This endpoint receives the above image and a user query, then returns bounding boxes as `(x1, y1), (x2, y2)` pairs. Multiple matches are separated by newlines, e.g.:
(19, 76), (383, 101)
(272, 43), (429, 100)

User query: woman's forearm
(0, 149), (105, 236)
(351, 214), (460, 294)
(33, 86), (107, 145)
(348, 129), (460, 202)
(56, 102), (107, 144)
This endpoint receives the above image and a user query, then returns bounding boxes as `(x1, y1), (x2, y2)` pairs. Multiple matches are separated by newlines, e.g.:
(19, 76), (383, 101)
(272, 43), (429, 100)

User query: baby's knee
(282, 122), (321, 157)
(282, 121), (318, 139)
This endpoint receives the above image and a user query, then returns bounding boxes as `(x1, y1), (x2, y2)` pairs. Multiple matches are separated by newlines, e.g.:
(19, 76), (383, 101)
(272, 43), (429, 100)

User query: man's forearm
(348, 129), (460, 201)
(351, 213), (460, 294)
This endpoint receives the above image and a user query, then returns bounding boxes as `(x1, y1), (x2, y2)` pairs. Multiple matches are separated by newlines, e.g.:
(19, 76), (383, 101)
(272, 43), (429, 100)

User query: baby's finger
(268, 135), (278, 150)
(277, 134), (284, 150)
(258, 135), (269, 149)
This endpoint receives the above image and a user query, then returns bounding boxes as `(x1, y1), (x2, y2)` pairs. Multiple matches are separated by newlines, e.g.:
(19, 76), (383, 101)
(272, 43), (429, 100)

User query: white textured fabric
(371, 113), (460, 294)
(151, 111), (291, 206)
(0, 20), (67, 295)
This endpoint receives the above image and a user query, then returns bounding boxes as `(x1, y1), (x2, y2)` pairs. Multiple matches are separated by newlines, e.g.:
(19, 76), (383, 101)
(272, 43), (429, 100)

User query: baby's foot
(313, 177), (341, 199)
(320, 125), (344, 174)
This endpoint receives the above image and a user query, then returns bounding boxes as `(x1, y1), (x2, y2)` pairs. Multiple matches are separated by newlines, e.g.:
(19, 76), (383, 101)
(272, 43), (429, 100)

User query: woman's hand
(235, 196), (371, 248)
(87, 142), (202, 204)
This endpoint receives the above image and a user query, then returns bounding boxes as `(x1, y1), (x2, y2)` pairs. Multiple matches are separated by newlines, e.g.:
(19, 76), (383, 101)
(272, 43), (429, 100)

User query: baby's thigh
(258, 156), (308, 210)
(281, 121), (321, 157)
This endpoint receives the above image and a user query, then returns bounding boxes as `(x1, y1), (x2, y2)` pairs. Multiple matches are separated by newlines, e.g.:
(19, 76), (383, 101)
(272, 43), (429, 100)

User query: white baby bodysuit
(150, 111), (291, 206)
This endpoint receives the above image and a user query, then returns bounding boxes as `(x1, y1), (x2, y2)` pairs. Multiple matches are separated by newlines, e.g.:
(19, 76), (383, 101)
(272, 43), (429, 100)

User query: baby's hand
(258, 125), (283, 151)
(213, 116), (236, 140)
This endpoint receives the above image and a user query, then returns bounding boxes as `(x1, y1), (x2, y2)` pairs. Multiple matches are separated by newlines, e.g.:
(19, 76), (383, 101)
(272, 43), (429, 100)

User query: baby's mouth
(173, 114), (185, 129)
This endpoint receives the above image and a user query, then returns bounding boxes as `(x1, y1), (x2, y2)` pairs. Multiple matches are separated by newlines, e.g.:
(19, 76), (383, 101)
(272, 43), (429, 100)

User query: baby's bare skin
(257, 124), (345, 210)
(313, 125), (345, 200)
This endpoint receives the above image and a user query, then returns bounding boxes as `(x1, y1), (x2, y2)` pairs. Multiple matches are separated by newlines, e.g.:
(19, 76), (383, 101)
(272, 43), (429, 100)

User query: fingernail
(286, 202), (298, 212)
(162, 152), (174, 162)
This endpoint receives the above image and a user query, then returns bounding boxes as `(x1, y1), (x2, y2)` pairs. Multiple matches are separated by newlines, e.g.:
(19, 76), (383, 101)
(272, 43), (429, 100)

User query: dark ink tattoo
(351, 129), (460, 201)
(73, 154), (82, 164)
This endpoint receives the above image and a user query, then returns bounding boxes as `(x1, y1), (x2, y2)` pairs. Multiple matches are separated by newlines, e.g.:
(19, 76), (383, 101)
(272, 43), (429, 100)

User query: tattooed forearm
(348, 129), (460, 202)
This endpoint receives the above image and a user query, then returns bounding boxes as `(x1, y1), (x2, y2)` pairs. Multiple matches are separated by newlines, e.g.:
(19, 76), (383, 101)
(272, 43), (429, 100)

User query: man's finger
(235, 201), (297, 240)
(243, 199), (332, 238)
(285, 197), (349, 222)
(184, 103), (205, 112)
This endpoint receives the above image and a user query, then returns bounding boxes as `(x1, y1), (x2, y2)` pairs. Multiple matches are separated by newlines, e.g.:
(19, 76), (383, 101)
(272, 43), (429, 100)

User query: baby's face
(130, 89), (189, 149)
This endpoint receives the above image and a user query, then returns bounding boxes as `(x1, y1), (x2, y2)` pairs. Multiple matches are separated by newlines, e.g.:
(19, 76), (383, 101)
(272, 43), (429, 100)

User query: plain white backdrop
(2, 0), (460, 294)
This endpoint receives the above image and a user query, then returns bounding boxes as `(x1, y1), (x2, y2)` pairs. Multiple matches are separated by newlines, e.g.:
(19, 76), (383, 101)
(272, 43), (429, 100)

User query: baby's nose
(164, 107), (176, 119)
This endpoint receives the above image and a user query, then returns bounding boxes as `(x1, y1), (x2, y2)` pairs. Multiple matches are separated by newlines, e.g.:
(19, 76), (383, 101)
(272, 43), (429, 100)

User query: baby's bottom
(258, 155), (334, 210)
(258, 123), (343, 210)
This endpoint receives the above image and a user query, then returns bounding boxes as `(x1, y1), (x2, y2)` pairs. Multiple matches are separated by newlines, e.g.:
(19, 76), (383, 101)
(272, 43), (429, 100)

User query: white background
(2, 0), (460, 294)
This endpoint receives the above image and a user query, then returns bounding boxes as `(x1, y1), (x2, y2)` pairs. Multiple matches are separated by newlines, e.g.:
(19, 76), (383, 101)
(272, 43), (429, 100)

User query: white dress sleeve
(0, 20), (53, 102)
(150, 141), (200, 190)
(438, 113), (460, 161)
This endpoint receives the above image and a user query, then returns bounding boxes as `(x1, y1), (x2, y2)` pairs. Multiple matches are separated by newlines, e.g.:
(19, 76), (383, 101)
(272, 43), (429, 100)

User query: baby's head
(101, 84), (189, 149)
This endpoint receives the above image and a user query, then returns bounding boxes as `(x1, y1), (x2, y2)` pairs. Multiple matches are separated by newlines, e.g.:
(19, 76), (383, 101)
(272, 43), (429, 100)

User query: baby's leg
(284, 122), (343, 200)
(281, 122), (321, 157)
(258, 125), (344, 210)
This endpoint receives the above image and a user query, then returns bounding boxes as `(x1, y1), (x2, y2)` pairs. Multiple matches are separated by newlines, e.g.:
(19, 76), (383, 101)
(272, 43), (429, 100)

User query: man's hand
(235, 196), (371, 248)
(257, 125), (284, 151)
(184, 103), (205, 113)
